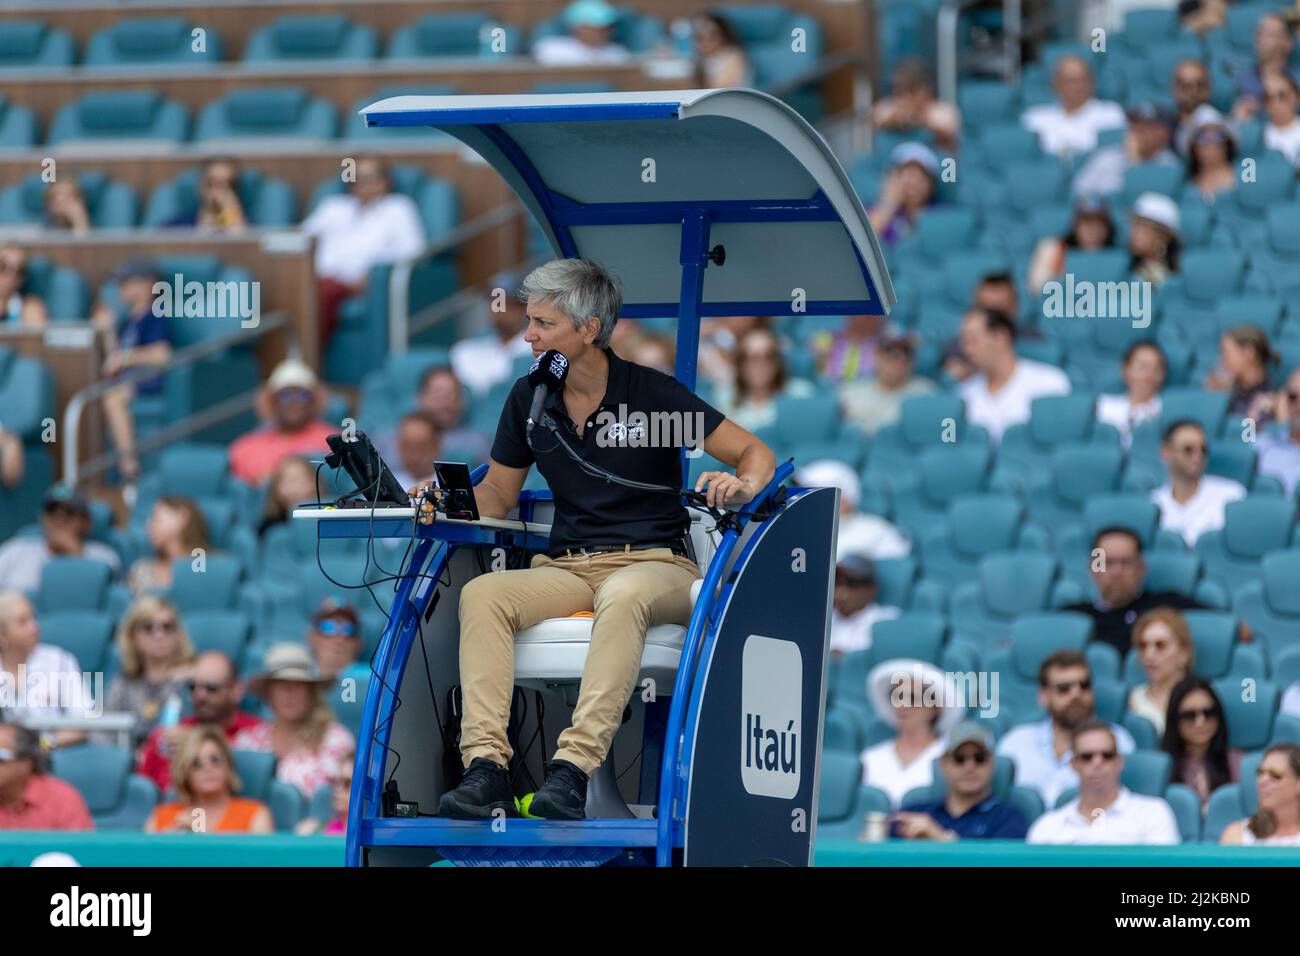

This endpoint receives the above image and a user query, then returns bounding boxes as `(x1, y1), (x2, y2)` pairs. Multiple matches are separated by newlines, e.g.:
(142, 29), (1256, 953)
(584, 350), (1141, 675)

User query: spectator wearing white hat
(860, 659), (963, 807)
(829, 555), (901, 656)
(1020, 54), (1126, 160)
(1027, 722), (1180, 845)
(797, 459), (910, 561)
(868, 143), (940, 247)
(1127, 192), (1181, 289)
(228, 359), (337, 485)
(533, 0), (631, 66)
(1183, 108), (1239, 205)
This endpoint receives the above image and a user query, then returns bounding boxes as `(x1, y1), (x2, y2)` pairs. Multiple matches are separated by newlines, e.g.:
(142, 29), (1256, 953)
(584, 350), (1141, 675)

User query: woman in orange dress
(144, 725), (273, 834)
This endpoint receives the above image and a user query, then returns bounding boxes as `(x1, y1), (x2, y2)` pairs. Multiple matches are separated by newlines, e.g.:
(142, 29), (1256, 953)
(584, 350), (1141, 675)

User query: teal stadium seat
(970, 122), (1043, 169)
(143, 166), (296, 227)
(0, 348), (54, 438)
(48, 91), (190, 146)
(194, 87), (337, 142)
(918, 494), (1042, 590)
(991, 611), (1092, 721)
(243, 15), (379, 62)
(182, 610), (253, 670)
(1121, 162), (1185, 206)
(84, 17), (224, 67)
(0, 171), (139, 229)
(713, 5), (823, 91)
(330, 672), (369, 737)
(1117, 7), (1179, 53)
(958, 81), (1020, 128)
(36, 558), (112, 613)
(0, 97), (38, 150)
(1248, 203), (1300, 298)
(387, 13), (522, 57)
(16, 257), (89, 320)
(1233, 549), (1300, 656)
(228, 749), (305, 832)
(867, 394), (991, 475)
(1025, 443), (1124, 531)
(1204, 751), (1262, 842)
(167, 555), (245, 612)
(0, 20), (75, 69)
(1221, 154), (1296, 230)
(1215, 295), (1284, 339)
(356, 347), (452, 428)
(949, 552), (1060, 652)
(891, 444), (991, 537)
(51, 746), (159, 830)
(1212, 678), (1280, 750)
(1195, 497), (1298, 594)
(997, 394), (1120, 483)
(39, 612), (115, 672)
(816, 750), (891, 840)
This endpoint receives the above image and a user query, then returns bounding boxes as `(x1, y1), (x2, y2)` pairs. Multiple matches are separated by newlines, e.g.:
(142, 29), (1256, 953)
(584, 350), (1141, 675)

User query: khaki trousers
(457, 546), (703, 775)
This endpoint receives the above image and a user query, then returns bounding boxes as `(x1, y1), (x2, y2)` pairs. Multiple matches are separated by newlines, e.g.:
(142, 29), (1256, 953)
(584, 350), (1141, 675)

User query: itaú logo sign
(740, 635), (802, 799)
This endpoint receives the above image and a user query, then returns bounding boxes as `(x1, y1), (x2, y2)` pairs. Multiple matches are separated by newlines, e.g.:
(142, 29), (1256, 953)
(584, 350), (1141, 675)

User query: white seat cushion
(514, 618), (686, 691)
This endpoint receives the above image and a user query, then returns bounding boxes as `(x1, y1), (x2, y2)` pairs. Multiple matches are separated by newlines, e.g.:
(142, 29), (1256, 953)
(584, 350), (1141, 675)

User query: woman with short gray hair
(518, 258), (622, 349)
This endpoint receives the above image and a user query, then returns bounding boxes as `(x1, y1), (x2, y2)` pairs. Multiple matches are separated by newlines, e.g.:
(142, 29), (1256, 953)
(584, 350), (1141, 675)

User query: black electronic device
(324, 431), (411, 507)
(433, 460), (480, 521)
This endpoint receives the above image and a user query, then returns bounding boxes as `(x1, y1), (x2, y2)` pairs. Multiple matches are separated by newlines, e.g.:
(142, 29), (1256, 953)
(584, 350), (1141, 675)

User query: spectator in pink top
(0, 723), (93, 831)
(228, 359), (337, 485)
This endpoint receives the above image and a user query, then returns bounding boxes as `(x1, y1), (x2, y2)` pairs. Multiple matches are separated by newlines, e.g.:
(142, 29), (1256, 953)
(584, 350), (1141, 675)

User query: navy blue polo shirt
(909, 796), (1028, 840)
(491, 348), (725, 557)
(116, 308), (169, 396)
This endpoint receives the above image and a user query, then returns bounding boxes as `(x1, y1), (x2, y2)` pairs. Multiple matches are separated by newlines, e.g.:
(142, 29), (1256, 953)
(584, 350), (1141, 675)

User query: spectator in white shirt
(1257, 368), (1300, 496)
(450, 270), (532, 397)
(860, 658), (962, 807)
(1261, 69), (1300, 167)
(1220, 744), (1300, 846)
(1072, 100), (1180, 199)
(828, 555), (902, 657)
(1096, 341), (1166, 449)
(839, 330), (936, 436)
(0, 593), (95, 747)
(958, 308), (1071, 444)
(532, 0), (630, 66)
(1027, 722), (1180, 844)
(0, 485), (120, 595)
(797, 459), (910, 562)
(996, 651), (1135, 807)
(1150, 419), (1246, 547)
(301, 157), (426, 346)
(1020, 54), (1126, 160)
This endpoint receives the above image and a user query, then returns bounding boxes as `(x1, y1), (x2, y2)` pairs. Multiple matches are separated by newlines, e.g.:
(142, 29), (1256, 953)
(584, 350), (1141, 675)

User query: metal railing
(61, 311), (287, 487)
(937, 0), (1023, 107)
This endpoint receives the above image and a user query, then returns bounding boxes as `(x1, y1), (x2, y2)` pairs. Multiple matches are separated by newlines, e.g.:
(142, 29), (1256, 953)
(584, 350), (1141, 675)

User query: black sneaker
(526, 759), (589, 820)
(438, 757), (518, 819)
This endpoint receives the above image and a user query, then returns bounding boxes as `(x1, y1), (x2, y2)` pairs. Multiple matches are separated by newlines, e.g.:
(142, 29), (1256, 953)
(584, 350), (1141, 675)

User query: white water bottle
(158, 693), (182, 755)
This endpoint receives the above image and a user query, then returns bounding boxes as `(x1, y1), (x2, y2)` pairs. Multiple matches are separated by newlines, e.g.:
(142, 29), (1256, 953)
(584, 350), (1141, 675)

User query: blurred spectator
(258, 456), (322, 537)
(891, 721), (1029, 841)
(1026, 722), (1180, 844)
(166, 158), (248, 232)
(1152, 419), (1246, 547)
(1220, 743), (1300, 845)
(391, 410), (442, 491)
(0, 723), (92, 831)
(0, 593), (94, 747)
(1127, 192), (1181, 288)
(974, 272), (1022, 322)
(1229, 12), (1299, 122)
(144, 725), (272, 834)
(1127, 608), (1194, 736)
(296, 750), (353, 835)
(307, 599), (367, 683)
(0, 423), (22, 490)
(868, 143), (940, 247)
(872, 58), (961, 153)
(839, 329), (936, 436)
(1162, 677), (1240, 808)
(302, 157), (426, 345)
(799, 460), (910, 561)
(136, 650), (265, 792)
(711, 327), (813, 432)
(102, 595), (196, 751)
(375, 365), (489, 466)
(996, 651), (1135, 807)
(1065, 527), (1203, 657)
(449, 270), (531, 397)
(1205, 324), (1278, 424)
(0, 485), (120, 593)
(91, 258), (171, 484)
(1171, 60), (1214, 156)
(127, 495), (210, 595)
(626, 332), (674, 374)
(958, 308), (1071, 443)
(43, 180), (90, 234)
(812, 313), (883, 382)
(1020, 54), (1126, 160)
(1257, 367), (1300, 496)
(691, 12), (752, 88)
(1072, 101), (1179, 200)
(696, 315), (770, 390)
(232, 644), (354, 799)
(1096, 340), (1166, 449)
(228, 359), (336, 486)
(828, 554), (902, 657)
(0, 244), (47, 327)
(1184, 109), (1239, 204)
(1180, 0), (1227, 35)
(861, 659), (960, 806)
(1028, 195), (1117, 295)
(533, 0), (630, 66)
(1262, 69), (1300, 165)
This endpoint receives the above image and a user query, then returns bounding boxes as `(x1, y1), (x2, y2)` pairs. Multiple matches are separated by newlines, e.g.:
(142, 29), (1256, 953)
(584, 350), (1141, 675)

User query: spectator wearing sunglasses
(1127, 608), (1195, 736)
(1261, 69), (1300, 166)
(1220, 743), (1300, 845)
(135, 651), (265, 792)
(1027, 722), (1180, 844)
(228, 359), (337, 486)
(996, 651), (1135, 807)
(307, 598), (366, 682)
(101, 596), (196, 751)
(891, 721), (1028, 841)
(1183, 108), (1239, 204)
(1258, 368), (1300, 497)
(1151, 419), (1246, 547)
(1228, 12), (1299, 122)
(0, 722), (92, 831)
(145, 725), (272, 834)
(0, 243), (48, 327)
(1162, 677), (1240, 808)
(126, 495), (210, 596)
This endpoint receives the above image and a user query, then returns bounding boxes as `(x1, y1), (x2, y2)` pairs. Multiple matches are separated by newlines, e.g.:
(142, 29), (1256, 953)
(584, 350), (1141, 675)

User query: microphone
(526, 348), (569, 439)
